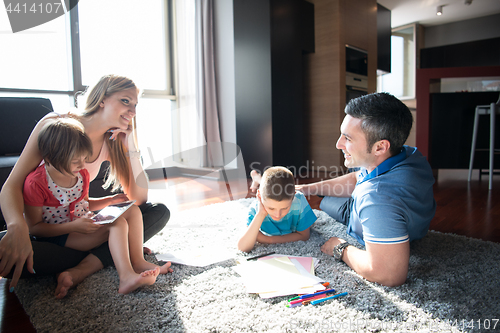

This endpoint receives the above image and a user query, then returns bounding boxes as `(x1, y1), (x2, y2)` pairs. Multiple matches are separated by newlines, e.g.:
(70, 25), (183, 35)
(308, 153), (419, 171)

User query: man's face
(336, 115), (378, 171)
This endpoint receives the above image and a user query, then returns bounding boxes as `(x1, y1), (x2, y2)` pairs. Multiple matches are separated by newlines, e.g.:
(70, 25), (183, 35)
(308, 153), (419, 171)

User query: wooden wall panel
(341, 0), (377, 93)
(304, 0), (342, 170)
(305, 0), (377, 175)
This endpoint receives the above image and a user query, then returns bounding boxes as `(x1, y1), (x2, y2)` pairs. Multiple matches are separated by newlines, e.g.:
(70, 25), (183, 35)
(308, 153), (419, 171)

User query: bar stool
(468, 94), (500, 190)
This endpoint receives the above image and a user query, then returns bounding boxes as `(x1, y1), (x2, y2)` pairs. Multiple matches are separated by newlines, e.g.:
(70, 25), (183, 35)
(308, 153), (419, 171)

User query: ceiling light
(436, 5), (443, 16)
(464, 0), (473, 5)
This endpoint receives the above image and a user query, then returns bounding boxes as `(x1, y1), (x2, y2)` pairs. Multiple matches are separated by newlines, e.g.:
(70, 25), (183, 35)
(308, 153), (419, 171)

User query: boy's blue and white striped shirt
(247, 191), (317, 236)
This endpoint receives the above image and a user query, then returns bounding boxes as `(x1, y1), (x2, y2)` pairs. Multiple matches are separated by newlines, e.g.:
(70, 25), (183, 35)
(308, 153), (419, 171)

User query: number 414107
(6, 2), (63, 14)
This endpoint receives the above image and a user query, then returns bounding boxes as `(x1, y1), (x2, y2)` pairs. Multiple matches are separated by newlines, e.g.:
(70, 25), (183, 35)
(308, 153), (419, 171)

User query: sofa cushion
(0, 97), (53, 228)
(0, 157), (18, 228)
(0, 156), (19, 169)
(0, 97), (53, 156)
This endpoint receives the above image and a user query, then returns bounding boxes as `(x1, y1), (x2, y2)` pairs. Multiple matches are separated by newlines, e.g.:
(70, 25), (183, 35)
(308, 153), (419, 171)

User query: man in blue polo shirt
(297, 92), (436, 286)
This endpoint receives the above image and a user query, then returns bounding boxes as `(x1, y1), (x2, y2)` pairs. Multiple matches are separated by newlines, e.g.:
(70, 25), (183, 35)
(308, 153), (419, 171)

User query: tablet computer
(92, 200), (136, 224)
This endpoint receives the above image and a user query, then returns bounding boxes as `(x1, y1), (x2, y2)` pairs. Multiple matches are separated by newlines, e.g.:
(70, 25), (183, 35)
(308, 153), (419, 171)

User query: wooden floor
(1, 169), (499, 332)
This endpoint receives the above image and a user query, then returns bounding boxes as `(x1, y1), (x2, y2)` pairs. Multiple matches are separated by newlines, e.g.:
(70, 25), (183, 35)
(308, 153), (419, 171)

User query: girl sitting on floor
(23, 118), (170, 294)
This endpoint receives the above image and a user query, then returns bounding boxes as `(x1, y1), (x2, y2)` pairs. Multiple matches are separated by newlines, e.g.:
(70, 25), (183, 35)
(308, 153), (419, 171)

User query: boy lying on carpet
(22, 118), (172, 296)
(237, 167), (317, 252)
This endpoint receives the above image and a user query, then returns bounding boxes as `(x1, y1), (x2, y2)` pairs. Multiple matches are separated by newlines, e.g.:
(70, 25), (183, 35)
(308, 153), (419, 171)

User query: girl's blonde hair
(76, 74), (139, 192)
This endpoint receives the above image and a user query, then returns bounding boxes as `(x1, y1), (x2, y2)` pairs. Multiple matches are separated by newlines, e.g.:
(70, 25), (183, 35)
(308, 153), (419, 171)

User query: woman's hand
(71, 218), (101, 234)
(88, 193), (130, 212)
(0, 223), (34, 289)
(107, 126), (136, 151)
(110, 193), (129, 204)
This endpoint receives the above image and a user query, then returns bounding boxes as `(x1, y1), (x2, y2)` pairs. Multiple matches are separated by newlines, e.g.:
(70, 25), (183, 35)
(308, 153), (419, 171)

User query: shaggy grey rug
(14, 198), (500, 332)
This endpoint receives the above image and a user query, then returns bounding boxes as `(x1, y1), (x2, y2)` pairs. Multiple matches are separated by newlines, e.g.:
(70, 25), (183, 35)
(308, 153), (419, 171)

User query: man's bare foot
(250, 170), (261, 193)
(55, 271), (74, 299)
(118, 267), (160, 294)
(133, 260), (173, 275)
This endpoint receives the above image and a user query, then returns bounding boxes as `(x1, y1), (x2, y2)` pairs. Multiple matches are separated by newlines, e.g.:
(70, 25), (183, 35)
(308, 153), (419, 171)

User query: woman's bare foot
(250, 170), (261, 193)
(55, 271), (74, 299)
(133, 260), (173, 275)
(118, 267), (160, 294)
(158, 261), (173, 274)
(54, 254), (103, 299)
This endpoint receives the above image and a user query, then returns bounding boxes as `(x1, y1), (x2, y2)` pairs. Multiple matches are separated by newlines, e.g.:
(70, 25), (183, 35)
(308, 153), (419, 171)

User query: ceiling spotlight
(436, 5), (443, 16)
(464, 0), (473, 5)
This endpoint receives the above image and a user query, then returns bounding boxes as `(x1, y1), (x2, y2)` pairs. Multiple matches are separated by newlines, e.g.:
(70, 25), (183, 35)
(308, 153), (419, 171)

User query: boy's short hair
(260, 166), (295, 201)
(38, 118), (93, 175)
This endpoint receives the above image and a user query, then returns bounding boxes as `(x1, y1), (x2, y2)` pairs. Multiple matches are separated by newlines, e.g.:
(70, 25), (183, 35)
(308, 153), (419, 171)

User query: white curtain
(174, 0), (204, 167)
(195, 0), (224, 167)
(174, 0), (223, 168)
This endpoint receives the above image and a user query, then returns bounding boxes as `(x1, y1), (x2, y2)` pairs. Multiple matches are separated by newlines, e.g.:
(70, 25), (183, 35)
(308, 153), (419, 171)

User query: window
(77, 0), (175, 165)
(0, 8), (72, 92)
(377, 24), (416, 100)
(78, 0), (170, 92)
(0, 1), (175, 164)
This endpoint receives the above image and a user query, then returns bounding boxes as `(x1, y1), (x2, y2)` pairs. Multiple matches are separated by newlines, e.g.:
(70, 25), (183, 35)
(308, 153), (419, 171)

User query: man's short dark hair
(345, 92), (413, 156)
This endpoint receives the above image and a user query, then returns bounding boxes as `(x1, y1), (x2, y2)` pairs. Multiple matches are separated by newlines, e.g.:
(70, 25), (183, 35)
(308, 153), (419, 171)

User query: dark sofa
(0, 97), (53, 228)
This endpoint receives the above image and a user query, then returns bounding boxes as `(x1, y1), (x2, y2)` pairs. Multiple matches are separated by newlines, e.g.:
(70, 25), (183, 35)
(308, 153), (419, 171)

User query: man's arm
(321, 237), (409, 287)
(296, 171), (359, 197)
